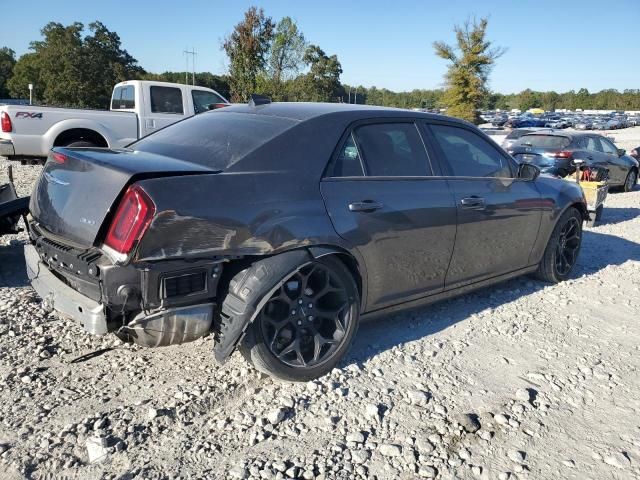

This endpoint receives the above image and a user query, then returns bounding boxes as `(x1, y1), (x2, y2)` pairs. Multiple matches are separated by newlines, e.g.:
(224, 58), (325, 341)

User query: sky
(1, 0), (639, 94)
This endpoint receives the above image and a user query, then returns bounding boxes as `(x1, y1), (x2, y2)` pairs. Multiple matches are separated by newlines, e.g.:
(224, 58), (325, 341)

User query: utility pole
(184, 48), (197, 85)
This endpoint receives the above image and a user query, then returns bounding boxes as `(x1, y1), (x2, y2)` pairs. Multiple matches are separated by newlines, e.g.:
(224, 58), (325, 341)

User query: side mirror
(617, 148), (626, 157)
(518, 163), (540, 181)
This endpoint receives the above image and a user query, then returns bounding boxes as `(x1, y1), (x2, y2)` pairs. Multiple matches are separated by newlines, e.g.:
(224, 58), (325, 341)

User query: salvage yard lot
(0, 148), (639, 479)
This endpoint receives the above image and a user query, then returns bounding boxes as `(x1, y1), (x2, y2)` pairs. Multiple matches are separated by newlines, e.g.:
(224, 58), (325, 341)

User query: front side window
(585, 136), (602, 152)
(150, 86), (184, 114)
(599, 137), (618, 155)
(111, 85), (135, 110)
(353, 123), (431, 177)
(192, 90), (227, 115)
(430, 124), (514, 178)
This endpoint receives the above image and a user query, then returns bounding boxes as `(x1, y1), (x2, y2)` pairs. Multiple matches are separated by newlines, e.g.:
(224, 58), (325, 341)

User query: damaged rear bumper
(25, 243), (109, 334)
(25, 244), (215, 343)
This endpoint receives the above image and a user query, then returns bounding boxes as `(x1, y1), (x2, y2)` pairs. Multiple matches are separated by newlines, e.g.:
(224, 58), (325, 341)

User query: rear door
(320, 120), (457, 310)
(140, 85), (186, 137)
(424, 122), (543, 289)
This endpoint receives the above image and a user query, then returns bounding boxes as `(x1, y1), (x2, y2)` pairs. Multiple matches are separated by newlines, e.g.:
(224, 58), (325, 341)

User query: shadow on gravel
(348, 229), (640, 365)
(0, 242), (28, 288)
(596, 206), (640, 226)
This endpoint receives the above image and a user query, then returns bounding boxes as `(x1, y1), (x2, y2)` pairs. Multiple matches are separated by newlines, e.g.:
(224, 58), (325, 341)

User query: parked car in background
(0, 80), (229, 162)
(509, 132), (638, 191)
(25, 102), (588, 381)
(491, 113), (508, 127)
(574, 119), (593, 130)
(591, 118), (608, 130)
(630, 146), (640, 161)
(506, 116), (546, 128)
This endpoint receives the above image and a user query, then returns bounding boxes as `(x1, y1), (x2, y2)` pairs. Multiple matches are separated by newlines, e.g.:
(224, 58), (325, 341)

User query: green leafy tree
(268, 17), (306, 86)
(433, 18), (505, 123)
(0, 47), (16, 98)
(295, 45), (342, 102)
(7, 21), (142, 107)
(223, 7), (274, 102)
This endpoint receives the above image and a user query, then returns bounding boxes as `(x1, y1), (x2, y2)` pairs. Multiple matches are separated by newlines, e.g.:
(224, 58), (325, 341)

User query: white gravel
(1, 154), (640, 479)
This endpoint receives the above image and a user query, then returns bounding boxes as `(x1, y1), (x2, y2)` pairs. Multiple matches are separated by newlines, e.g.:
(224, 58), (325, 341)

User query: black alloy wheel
(258, 262), (351, 368)
(555, 216), (581, 276)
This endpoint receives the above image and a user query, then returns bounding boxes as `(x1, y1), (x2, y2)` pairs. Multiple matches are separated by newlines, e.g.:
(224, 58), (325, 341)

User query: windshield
(518, 135), (571, 149)
(130, 111), (297, 170)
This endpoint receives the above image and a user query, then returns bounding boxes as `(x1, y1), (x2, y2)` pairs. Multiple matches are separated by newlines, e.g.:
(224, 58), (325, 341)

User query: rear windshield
(518, 135), (571, 149)
(506, 129), (531, 140)
(130, 111), (297, 170)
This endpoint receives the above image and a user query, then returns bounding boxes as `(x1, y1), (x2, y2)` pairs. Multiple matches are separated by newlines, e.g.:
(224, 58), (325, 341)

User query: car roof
(218, 101), (471, 126)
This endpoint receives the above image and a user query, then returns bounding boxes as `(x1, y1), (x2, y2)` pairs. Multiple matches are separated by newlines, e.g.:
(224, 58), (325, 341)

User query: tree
(295, 45), (342, 102)
(223, 7), (274, 102)
(7, 21), (142, 107)
(268, 17), (306, 86)
(433, 18), (505, 123)
(0, 47), (16, 98)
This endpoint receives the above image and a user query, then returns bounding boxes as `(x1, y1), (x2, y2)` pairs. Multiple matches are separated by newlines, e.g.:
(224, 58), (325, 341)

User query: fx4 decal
(16, 112), (43, 119)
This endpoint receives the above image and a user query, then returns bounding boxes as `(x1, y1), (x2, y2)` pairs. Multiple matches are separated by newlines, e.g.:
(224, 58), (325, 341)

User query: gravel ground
(1, 152), (639, 480)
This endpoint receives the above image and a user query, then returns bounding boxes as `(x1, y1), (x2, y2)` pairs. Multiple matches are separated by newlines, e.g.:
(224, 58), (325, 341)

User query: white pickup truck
(0, 80), (229, 161)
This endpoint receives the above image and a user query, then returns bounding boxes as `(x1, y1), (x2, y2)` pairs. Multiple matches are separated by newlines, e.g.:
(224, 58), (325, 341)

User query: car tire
(238, 256), (360, 382)
(623, 169), (637, 192)
(64, 140), (97, 148)
(534, 207), (583, 283)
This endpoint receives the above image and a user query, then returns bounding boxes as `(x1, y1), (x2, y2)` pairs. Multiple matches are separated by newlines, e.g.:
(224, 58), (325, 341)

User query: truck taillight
(1, 112), (11, 132)
(104, 185), (155, 255)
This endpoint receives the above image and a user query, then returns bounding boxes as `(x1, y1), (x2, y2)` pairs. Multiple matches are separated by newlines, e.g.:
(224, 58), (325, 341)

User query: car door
(320, 120), (457, 310)
(424, 122), (543, 289)
(597, 136), (627, 185)
(140, 85), (186, 136)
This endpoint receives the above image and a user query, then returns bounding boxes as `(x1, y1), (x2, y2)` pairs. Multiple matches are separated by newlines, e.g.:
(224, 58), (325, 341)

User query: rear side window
(131, 111), (297, 170)
(585, 137), (602, 152)
(430, 124), (513, 178)
(353, 123), (431, 177)
(192, 90), (227, 115)
(599, 137), (618, 155)
(150, 86), (184, 114)
(518, 135), (571, 149)
(327, 133), (364, 177)
(111, 85), (135, 109)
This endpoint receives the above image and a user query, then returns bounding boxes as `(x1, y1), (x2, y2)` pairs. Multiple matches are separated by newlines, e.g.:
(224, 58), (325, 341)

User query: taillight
(104, 185), (155, 255)
(552, 151), (573, 159)
(1, 112), (11, 132)
(51, 152), (67, 164)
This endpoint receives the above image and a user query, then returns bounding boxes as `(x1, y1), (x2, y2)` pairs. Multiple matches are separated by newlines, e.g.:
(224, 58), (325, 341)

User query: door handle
(460, 197), (486, 210)
(348, 200), (383, 212)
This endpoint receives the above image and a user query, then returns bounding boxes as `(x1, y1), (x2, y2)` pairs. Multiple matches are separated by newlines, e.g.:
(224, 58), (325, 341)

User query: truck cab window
(111, 85), (135, 110)
(192, 90), (226, 114)
(150, 86), (184, 114)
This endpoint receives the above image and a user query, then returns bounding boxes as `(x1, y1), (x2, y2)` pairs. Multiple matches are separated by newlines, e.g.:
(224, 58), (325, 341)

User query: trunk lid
(30, 148), (215, 247)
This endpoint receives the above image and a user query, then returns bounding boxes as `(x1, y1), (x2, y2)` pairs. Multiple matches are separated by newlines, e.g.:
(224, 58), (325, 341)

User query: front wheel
(623, 169), (637, 192)
(535, 207), (583, 283)
(240, 256), (360, 382)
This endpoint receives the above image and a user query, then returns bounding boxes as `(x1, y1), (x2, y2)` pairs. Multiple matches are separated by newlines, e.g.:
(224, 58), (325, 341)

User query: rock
(498, 472), (511, 480)
(86, 436), (109, 464)
(457, 413), (481, 433)
(604, 452), (630, 469)
(229, 464), (248, 479)
(379, 443), (402, 457)
(148, 408), (159, 420)
(407, 390), (430, 406)
(416, 438), (435, 453)
(418, 465), (437, 478)
(346, 432), (365, 444)
(472, 465), (482, 476)
(507, 449), (526, 463)
(494, 413), (509, 425)
(351, 449), (371, 464)
(267, 407), (287, 426)
(515, 388), (534, 402)
(93, 417), (107, 430)
(20, 375), (32, 384)
(365, 403), (380, 419)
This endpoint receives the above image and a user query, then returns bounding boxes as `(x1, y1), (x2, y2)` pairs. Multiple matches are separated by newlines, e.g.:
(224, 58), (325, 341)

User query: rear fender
(214, 249), (312, 362)
(43, 119), (118, 152)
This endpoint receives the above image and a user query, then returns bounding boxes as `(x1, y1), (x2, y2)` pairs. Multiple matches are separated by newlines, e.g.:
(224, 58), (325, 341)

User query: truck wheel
(237, 256), (360, 382)
(64, 140), (96, 148)
(535, 207), (582, 283)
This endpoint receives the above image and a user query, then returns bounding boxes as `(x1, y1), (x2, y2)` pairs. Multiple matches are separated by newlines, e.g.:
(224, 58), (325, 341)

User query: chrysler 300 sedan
(25, 101), (587, 381)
